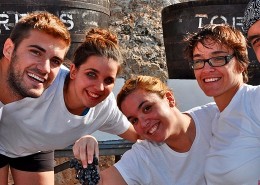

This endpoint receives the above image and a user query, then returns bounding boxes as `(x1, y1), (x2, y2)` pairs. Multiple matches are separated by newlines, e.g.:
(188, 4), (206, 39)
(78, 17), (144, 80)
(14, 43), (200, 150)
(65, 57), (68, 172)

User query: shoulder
(242, 84), (260, 121)
(59, 65), (70, 78)
(97, 93), (116, 108)
(47, 66), (68, 89)
(93, 93), (121, 118)
(106, 92), (116, 101)
(185, 102), (218, 131)
(186, 102), (218, 117)
(131, 140), (163, 153)
(243, 84), (260, 94)
(238, 84), (260, 104)
(43, 67), (68, 96)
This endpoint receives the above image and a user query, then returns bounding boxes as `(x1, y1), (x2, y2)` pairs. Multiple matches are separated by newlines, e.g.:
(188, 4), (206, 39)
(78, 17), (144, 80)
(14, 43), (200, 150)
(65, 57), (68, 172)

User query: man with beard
(0, 11), (71, 104)
(0, 11), (71, 185)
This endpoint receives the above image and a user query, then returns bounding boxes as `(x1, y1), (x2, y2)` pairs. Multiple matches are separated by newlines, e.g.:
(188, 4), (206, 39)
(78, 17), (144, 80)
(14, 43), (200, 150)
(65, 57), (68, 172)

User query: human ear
(3, 38), (15, 60)
(165, 91), (175, 107)
(69, 64), (77, 80)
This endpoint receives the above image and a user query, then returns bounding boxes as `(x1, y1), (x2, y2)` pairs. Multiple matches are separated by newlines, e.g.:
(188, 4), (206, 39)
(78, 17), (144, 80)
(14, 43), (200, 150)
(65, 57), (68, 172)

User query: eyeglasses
(189, 54), (235, 70)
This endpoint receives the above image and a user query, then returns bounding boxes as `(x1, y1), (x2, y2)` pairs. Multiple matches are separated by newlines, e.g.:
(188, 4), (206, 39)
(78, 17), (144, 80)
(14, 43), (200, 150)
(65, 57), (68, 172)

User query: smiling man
(0, 11), (71, 104)
(0, 11), (71, 185)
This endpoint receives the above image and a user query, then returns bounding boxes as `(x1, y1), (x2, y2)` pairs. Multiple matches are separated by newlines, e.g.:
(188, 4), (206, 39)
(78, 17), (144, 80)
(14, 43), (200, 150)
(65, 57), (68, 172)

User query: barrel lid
(0, 0), (110, 15)
(162, 0), (250, 14)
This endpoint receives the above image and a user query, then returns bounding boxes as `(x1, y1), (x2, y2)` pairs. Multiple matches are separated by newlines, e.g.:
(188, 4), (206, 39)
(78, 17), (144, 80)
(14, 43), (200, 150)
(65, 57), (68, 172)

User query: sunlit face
(6, 30), (68, 99)
(69, 55), (119, 108)
(193, 40), (243, 101)
(120, 89), (175, 143)
(248, 20), (260, 62)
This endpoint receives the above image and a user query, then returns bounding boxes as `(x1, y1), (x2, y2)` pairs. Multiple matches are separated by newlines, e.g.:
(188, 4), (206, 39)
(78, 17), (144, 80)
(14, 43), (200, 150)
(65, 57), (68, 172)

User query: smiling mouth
(147, 123), (159, 135)
(88, 91), (100, 98)
(204, 77), (220, 83)
(28, 73), (44, 83)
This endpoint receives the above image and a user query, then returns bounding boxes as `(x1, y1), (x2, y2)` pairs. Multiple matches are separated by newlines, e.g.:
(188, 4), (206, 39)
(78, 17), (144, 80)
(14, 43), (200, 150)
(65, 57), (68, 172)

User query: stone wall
(109, 0), (192, 82)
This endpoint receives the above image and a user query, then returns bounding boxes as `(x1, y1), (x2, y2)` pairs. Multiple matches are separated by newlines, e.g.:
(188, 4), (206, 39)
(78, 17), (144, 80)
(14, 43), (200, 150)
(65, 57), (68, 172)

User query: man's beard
(7, 53), (40, 99)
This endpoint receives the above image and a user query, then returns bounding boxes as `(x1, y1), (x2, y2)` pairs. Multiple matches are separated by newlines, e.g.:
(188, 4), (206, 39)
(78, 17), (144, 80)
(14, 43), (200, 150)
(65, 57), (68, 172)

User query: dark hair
(184, 24), (249, 83)
(72, 27), (123, 74)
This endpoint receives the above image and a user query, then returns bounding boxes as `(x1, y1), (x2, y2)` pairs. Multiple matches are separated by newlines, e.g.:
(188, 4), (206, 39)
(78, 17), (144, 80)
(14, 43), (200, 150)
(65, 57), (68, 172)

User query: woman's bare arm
(99, 166), (127, 185)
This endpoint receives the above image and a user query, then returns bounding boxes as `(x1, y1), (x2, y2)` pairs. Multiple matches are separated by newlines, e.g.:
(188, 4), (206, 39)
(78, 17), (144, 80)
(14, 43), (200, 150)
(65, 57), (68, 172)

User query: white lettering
(195, 14), (208, 28)
(195, 14), (244, 30)
(235, 17), (244, 27)
(60, 13), (74, 30)
(0, 13), (10, 30)
(0, 11), (75, 33)
(210, 15), (227, 25)
(15, 13), (27, 23)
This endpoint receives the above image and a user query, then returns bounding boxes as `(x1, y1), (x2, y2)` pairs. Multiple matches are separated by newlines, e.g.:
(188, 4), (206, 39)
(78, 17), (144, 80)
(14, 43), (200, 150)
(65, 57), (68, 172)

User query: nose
(37, 59), (51, 74)
(96, 82), (105, 91)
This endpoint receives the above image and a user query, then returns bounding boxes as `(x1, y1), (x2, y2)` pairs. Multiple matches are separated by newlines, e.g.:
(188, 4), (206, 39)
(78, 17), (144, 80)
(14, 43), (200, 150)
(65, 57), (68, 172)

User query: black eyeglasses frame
(189, 54), (235, 70)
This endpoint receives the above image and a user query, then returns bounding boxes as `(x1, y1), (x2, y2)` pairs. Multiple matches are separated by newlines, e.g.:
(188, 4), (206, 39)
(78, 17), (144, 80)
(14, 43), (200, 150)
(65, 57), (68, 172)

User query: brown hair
(184, 24), (249, 83)
(9, 11), (71, 55)
(72, 27), (123, 74)
(117, 75), (172, 110)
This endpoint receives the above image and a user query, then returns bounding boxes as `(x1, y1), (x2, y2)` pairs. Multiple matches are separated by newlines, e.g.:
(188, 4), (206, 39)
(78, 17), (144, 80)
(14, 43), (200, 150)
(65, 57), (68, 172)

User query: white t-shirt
(205, 84), (260, 185)
(0, 96), (4, 119)
(0, 104), (2, 119)
(115, 102), (218, 185)
(0, 68), (130, 157)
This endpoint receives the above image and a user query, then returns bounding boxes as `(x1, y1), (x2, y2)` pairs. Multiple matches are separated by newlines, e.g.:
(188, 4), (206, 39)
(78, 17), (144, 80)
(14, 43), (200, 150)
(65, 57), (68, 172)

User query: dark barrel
(162, 0), (260, 85)
(0, 0), (110, 60)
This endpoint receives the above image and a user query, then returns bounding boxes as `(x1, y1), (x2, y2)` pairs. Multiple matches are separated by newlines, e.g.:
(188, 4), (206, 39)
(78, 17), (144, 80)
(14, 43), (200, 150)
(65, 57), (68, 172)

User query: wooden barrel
(0, 0), (110, 60)
(162, 0), (260, 85)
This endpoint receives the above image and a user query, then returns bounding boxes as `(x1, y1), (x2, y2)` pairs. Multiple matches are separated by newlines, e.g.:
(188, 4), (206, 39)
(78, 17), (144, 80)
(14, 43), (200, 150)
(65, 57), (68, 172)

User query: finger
(87, 143), (95, 165)
(94, 141), (99, 158)
(72, 143), (80, 159)
(80, 144), (88, 168)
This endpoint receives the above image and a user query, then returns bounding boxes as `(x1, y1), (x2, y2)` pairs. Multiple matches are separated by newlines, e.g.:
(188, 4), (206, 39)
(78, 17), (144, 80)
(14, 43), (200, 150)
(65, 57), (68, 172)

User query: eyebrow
(28, 45), (46, 53)
(85, 68), (99, 73)
(126, 100), (146, 120)
(248, 34), (260, 43)
(193, 51), (229, 58)
(28, 45), (64, 61)
(138, 101), (146, 109)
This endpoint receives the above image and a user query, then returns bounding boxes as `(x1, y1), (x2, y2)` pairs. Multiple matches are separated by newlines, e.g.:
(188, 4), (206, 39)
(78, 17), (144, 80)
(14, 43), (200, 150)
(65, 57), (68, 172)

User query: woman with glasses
(184, 24), (260, 184)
